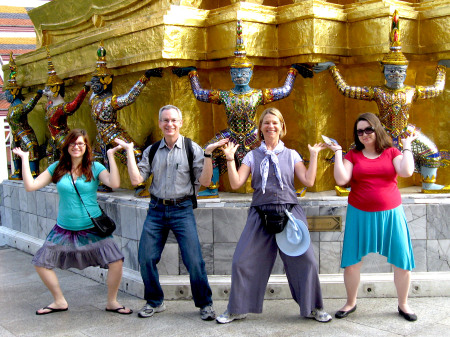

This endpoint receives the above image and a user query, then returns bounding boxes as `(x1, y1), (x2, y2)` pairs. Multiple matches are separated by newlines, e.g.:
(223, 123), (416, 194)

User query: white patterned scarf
(260, 141), (285, 194)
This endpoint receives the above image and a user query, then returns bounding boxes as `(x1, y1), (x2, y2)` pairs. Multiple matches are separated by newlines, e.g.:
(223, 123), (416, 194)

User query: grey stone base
(2, 226), (449, 300)
(2, 180), (450, 300)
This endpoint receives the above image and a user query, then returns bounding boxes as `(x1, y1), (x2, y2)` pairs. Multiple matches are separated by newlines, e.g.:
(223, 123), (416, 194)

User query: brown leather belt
(151, 195), (191, 206)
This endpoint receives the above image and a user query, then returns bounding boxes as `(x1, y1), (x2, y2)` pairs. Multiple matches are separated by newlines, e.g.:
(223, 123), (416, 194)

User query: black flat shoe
(398, 306), (417, 322)
(335, 305), (357, 319)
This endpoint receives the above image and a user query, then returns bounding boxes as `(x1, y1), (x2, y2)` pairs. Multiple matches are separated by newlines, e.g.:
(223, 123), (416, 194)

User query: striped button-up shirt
(137, 135), (204, 199)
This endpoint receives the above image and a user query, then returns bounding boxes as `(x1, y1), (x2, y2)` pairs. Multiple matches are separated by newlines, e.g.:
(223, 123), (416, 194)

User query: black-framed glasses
(356, 127), (375, 136)
(69, 142), (86, 148)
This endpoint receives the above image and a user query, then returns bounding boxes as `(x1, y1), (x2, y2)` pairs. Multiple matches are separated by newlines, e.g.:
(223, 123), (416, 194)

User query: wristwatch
(204, 152), (212, 158)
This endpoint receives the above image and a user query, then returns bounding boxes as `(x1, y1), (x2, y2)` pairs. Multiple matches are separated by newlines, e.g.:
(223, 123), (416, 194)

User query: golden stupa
(5, 0), (450, 191)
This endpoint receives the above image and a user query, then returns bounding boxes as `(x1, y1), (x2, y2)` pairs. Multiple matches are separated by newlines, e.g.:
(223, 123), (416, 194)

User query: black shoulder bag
(70, 174), (116, 237)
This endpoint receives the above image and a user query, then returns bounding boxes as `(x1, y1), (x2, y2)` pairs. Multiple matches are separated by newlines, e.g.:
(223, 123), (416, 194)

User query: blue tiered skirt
(32, 225), (124, 270)
(341, 205), (415, 271)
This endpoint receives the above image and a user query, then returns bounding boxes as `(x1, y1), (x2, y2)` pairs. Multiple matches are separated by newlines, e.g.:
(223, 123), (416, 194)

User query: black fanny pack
(254, 205), (294, 234)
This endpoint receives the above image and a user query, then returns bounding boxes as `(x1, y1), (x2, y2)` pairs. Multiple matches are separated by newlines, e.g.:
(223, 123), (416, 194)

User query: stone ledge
(2, 226), (449, 301)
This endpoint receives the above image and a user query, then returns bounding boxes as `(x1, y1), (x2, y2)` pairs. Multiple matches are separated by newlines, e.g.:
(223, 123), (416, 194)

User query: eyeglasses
(356, 127), (375, 136)
(161, 119), (180, 124)
(69, 142), (86, 148)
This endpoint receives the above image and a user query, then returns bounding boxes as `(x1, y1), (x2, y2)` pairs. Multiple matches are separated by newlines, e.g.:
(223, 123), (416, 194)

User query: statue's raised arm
(415, 61), (447, 101)
(317, 10), (450, 194)
(111, 68), (163, 110)
(89, 42), (162, 197)
(4, 52), (42, 179)
(175, 20), (312, 198)
(43, 47), (91, 163)
(315, 61), (374, 101)
(261, 63), (313, 104)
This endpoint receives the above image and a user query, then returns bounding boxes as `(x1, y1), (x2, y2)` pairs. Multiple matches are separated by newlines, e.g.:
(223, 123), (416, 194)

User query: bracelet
(204, 152), (212, 158)
(334, 148), (343, 153)
(402, 149), (412, 153)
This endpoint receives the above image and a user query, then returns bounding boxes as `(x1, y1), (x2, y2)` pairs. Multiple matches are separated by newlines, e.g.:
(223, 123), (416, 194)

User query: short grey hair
(158, 105), (182, 120)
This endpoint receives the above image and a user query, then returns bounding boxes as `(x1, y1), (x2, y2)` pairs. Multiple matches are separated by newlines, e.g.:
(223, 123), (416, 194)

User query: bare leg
(394, 266), (414, 313)
(35, 266), (68, 314)
(339, 261), (363, 311)
(106, 260), (132, 314)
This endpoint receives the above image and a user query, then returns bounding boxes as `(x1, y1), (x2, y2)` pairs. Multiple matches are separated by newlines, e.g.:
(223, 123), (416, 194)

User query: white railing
(0, 116), (12, 181)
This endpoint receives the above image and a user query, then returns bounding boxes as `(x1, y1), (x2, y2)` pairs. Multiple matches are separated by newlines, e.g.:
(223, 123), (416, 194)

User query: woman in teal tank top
(13, 129), (132, 316)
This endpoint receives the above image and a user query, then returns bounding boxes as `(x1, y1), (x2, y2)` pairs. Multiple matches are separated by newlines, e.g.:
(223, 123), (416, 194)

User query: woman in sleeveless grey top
(216, 107), (332, 324)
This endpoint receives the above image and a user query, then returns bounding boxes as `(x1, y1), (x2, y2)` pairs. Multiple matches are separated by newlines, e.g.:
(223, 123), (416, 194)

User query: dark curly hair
(52, 129), (94, 183)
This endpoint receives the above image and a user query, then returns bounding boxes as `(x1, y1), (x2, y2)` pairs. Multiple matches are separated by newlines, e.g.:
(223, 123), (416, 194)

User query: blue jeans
(138, 198), (212, 308)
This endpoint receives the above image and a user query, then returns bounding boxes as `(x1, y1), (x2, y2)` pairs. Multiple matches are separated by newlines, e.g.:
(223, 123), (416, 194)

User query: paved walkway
(0, 246), (449, 336)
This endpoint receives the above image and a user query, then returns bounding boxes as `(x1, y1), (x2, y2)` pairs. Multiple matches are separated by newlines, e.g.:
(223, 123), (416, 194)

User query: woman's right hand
(324, 141), (342, 154)
(221, 142), (239, 161)
(12, 147), (29, 159)
(107, 144), (123, 156)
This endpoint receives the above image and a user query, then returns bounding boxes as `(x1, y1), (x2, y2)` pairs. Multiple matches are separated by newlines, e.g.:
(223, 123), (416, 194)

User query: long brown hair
(353, 112), (392, 153)
(257, 107), (287, 141)
(52, 129), (94, 183)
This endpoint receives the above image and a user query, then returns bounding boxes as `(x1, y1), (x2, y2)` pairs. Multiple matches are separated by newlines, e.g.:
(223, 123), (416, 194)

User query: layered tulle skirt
(32, 224), (124, 270)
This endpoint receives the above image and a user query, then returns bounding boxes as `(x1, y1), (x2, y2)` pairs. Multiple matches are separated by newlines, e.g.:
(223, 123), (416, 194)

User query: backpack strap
(147, 140), (161, 167)
(184, 137), (197, 209)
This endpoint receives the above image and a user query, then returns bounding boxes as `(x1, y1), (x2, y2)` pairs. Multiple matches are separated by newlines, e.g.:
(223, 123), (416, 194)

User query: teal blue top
(47, 161), (106, 231)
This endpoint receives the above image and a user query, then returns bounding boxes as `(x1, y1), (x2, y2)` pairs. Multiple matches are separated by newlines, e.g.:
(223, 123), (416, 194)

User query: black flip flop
(105, 306), (133, 315)
(36, 306), (69, 315)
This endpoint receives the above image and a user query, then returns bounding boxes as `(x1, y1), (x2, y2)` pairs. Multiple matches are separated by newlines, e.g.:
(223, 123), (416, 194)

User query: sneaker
(137, 302), (166, 318)
(308, 308), (332, 323)
(200, 304), (216, 321)
(216, 310), (247, 324)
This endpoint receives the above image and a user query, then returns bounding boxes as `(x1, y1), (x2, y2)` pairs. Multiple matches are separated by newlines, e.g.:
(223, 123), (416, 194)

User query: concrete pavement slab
(1, 246), (450, 336)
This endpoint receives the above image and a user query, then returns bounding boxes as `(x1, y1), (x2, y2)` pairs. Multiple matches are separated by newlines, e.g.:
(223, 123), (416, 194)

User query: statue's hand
(145, 68), (163, 78)
(438, 59), (450, 68)
(291, 63), (313, 78)
(313, 62), (335, 73)
(84, 81), (92, 90)
(172, 66), (197, 77)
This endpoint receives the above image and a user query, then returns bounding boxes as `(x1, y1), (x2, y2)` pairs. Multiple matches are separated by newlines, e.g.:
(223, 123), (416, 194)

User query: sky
(0, 0), (50, 7)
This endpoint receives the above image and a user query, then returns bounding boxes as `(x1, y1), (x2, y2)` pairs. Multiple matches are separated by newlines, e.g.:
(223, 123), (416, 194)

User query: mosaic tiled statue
(173, 20), (313, 198)
(44, 47), (90, 163)
(89, 41), (162, 196)
(314, 10), (450, 193)
(4, 52), (42, 179)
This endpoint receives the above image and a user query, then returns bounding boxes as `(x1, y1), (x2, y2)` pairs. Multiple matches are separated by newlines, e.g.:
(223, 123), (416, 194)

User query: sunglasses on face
(356, 127), (375, 136)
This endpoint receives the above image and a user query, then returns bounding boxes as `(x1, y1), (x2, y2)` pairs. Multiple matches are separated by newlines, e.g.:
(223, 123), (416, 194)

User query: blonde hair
(257, 107), (287, 141)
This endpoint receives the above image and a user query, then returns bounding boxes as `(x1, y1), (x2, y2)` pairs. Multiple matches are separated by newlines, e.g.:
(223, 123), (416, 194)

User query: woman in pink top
(326, 112), (418, 321)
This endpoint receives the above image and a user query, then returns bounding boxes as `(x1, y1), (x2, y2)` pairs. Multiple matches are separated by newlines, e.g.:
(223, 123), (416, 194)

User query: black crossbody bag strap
(70, 173), (92, 219)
